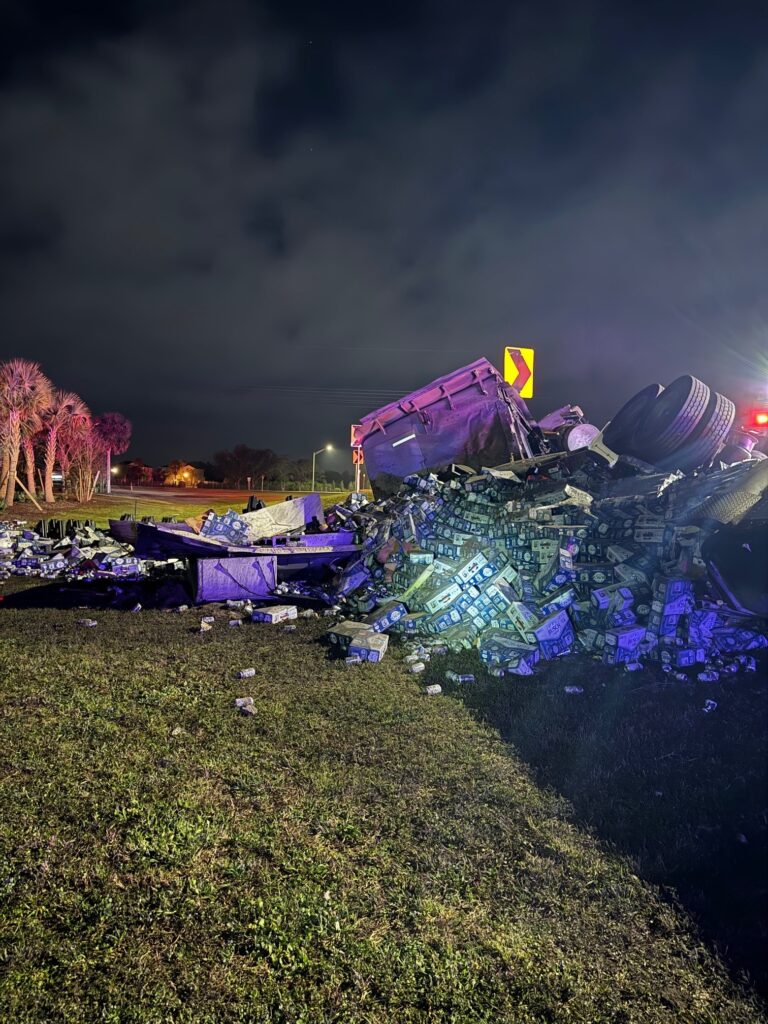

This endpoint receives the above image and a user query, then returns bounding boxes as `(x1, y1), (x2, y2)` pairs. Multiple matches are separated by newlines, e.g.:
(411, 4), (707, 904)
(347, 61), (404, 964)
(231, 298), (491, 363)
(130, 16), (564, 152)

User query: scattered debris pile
(0, 518), (182, 582)
(322, 451), (767, 677)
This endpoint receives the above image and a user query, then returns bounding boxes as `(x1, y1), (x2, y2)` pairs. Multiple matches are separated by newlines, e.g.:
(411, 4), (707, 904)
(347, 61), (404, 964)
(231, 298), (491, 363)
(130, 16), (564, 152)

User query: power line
(233, 384), (414, 405)
(236, 383), (411, 394)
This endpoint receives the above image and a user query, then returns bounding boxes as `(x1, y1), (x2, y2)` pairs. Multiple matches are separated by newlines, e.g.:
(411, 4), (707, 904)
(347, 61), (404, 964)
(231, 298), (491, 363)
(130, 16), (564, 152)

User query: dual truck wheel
(603, 375), (735, 472)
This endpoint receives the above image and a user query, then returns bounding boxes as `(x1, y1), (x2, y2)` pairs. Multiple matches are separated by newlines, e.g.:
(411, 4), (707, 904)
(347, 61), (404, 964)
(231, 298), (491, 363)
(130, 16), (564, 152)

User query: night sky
(1, 0), (766, 469)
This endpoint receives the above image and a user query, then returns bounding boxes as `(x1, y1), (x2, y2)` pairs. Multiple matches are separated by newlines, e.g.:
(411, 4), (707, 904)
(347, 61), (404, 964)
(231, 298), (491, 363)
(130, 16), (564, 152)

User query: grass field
(0, 584), (766, 1023)
(454, 652), (768, 996)
(0, 491), (353, 528)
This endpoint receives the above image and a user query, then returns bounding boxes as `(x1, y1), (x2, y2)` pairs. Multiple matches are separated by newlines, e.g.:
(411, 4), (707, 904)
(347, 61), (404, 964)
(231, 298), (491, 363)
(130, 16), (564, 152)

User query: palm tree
(93, 412), (132, 494)
(0, 359), (53, 508)
(40, 390), (90, 503)
(21, 412), (44, 498)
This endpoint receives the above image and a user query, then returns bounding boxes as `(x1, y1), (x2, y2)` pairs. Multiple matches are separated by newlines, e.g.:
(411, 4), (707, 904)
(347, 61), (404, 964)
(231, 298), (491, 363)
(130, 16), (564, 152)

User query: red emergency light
(752, 410), (768, 428)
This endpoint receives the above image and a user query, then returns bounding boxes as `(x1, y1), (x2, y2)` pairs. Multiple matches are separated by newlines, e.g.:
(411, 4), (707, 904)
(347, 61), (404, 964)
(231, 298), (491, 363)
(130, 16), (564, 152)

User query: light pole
(311, 444), (333, 491)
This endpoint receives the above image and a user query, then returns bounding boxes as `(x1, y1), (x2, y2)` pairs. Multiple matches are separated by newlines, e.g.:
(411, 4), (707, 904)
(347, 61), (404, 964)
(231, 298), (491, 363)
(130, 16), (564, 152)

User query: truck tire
(633, 375), (710, 460)
(603, 383), (664, 454)
(694, 458), (768, 525)
(656, 391), (736, 473)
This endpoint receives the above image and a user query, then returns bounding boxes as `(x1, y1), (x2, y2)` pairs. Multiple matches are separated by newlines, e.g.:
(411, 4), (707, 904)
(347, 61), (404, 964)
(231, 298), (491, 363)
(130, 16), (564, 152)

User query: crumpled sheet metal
(193, 555), (277, 603)
(200, 494), (325, 545)
(242, 493), (325, 539)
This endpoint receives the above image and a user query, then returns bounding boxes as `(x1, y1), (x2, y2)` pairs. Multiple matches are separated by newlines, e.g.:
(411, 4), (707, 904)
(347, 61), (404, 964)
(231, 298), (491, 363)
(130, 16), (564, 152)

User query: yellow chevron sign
(503, 346), (535, 399)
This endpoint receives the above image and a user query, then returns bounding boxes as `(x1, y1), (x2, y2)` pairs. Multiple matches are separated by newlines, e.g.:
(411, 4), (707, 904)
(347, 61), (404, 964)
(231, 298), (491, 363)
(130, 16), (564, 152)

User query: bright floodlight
(326, 444), (333, 451)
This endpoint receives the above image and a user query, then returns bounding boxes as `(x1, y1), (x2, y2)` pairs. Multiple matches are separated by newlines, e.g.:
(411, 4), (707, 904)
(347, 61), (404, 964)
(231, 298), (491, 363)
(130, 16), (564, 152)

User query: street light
(311, 444), (333, 491)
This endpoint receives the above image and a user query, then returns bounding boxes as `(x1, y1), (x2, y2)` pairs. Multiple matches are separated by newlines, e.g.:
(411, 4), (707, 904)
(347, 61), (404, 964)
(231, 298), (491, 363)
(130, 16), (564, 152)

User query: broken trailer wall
(192, 555), (277, 603)
(358, 358), (535, 498)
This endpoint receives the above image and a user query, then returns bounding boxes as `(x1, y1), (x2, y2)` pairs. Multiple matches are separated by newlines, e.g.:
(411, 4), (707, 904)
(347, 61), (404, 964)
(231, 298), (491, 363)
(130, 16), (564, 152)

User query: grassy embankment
(0, 593), (765, 1023)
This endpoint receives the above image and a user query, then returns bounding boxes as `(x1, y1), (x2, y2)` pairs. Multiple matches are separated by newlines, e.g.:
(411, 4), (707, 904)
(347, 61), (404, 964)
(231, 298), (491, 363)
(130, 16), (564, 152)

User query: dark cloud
(253, 47), (347, 155)
(0, 205), (62, 258)
(244, 200), (289, 257)
(0, 0), (766, 466)
(0, 1), (140, 81)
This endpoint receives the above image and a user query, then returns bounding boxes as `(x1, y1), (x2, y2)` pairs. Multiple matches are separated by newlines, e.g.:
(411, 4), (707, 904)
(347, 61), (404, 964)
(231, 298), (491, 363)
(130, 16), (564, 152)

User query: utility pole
(311, 444), (332, 491)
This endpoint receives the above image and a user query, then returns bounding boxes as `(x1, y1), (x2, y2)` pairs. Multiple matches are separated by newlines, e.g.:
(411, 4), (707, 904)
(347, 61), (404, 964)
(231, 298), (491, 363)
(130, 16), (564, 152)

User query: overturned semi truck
(356, 358), (755, 499)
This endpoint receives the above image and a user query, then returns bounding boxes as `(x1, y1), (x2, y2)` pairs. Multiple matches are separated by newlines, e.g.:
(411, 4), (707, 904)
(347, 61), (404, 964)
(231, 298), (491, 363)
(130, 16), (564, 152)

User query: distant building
(163, 461), (204, 486)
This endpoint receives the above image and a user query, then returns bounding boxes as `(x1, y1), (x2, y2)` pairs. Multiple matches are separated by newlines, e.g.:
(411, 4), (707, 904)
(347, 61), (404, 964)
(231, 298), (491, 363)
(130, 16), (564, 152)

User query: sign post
(352, 447), (364, 491)
(351, 423), (363, 492)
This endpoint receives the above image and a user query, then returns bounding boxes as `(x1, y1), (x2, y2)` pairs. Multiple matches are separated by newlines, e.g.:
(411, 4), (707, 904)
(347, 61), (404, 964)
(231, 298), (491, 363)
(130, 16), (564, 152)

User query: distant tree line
(113, 446), (353, 491)
(0, 358), (132, 509)
(209, 445), (351, 490)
